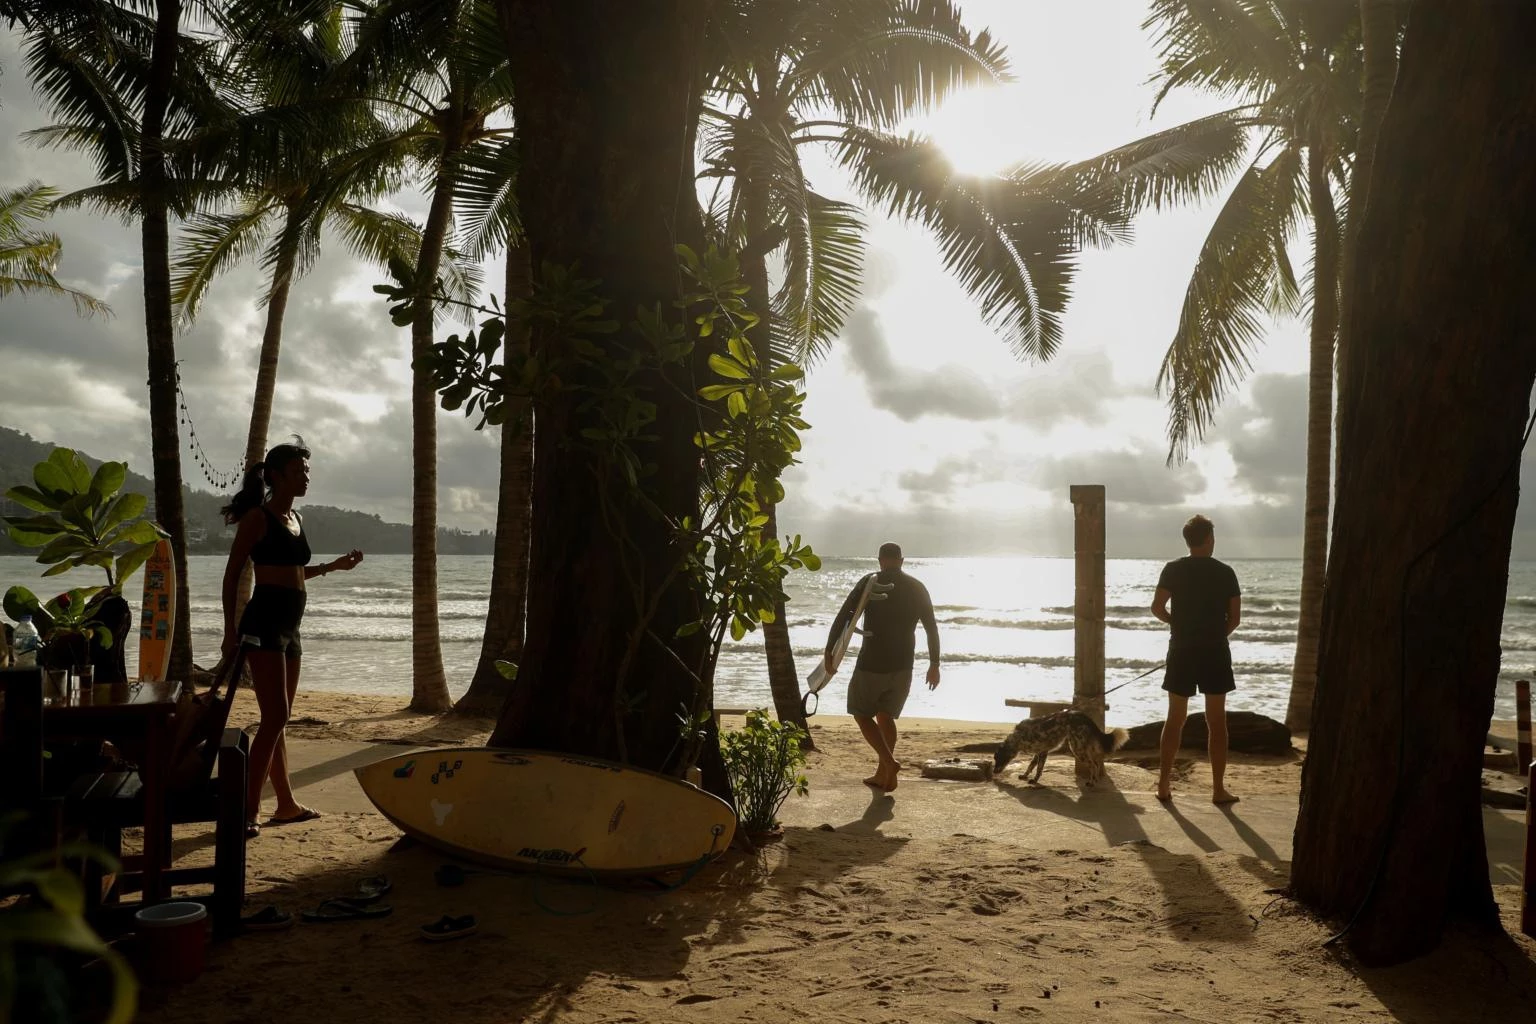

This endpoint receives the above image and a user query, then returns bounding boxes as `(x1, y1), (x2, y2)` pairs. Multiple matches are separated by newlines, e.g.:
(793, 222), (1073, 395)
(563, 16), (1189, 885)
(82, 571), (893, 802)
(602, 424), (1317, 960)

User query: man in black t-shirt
(824, 542), (941, 792)
(1150, 515), (1242, 804)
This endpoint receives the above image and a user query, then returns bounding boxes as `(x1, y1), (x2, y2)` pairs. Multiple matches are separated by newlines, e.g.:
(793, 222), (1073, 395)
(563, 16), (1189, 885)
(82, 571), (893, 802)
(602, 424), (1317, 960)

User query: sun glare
(921, 89), (1025, 178)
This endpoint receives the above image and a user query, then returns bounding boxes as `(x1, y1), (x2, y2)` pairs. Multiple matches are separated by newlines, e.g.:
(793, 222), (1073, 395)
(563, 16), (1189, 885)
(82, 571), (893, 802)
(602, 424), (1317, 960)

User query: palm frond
(1157, 152), (1306, 462)
(786, 0), (1011, 129)
(170, 202), (281, 324)
(1145, 0), (1301, 113)
(452, 133), (520, 259)
(841, 130), (1113, 362)
(773, 191), (867, 366)
(1058, 107), (1256, 216)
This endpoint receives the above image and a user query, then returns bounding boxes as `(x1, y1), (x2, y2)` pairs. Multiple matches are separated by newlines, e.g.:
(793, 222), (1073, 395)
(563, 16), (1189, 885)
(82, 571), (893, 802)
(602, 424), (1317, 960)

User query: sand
(121, 692), (1535, 1023)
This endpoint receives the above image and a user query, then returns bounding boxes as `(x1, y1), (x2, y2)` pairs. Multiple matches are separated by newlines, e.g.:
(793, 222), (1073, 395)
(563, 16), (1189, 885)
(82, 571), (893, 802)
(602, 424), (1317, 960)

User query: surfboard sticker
(355, 747), (736, 878)
(137, 536), (175, 682)
(806, 574), (894, 693)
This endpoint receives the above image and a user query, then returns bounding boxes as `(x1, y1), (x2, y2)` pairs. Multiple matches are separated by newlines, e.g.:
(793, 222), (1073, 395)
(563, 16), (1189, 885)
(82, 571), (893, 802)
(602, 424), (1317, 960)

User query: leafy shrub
(720, 709), (809, 834)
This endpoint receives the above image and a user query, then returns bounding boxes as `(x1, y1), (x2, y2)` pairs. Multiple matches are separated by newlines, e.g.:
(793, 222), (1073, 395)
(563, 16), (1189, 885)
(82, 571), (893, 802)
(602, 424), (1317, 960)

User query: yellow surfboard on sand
(354, 748), (737, 877)
(137, 537), (175, 681)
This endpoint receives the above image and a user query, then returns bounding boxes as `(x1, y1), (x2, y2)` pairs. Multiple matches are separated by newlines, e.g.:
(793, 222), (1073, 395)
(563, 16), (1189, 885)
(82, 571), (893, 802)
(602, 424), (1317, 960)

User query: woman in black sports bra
(221, 440), (363, 837)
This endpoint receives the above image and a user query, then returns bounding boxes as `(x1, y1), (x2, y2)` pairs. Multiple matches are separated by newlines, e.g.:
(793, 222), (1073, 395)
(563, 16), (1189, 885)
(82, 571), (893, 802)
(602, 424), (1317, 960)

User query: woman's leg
(245, 649), (291, 822)
(264, 655), (309, 819)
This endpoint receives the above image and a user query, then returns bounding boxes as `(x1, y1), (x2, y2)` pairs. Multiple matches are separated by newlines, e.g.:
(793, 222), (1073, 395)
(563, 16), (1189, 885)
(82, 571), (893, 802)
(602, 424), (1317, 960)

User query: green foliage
(3, 448), (165, 593)
(719, 709), (810, 834)
(0, 814), (136, 1024)
(423, 244), (821, 773)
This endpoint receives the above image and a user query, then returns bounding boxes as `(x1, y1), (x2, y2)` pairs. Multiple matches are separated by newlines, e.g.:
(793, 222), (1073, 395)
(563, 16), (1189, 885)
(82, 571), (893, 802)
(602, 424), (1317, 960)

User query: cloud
(840, 308), (1003, 421)
(1215, 373), (1308, 500)
(1031, 443), (1207, 507)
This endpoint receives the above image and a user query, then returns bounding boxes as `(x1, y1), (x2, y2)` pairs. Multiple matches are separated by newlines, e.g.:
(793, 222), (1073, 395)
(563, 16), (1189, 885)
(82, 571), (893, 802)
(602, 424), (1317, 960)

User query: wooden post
(1070, 485), (1106, 737)
(1517, 679), (1532, 771)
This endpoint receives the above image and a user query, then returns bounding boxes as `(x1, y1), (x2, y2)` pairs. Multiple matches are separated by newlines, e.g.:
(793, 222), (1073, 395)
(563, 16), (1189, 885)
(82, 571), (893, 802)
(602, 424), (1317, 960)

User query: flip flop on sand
(240, 905), (294, 932)
(420, 914), (476, 942)
(245, 821), (261, 839)
(301, 897), (394, 923)
(265, 807), (322, 826)
(354, 875), (392, 903)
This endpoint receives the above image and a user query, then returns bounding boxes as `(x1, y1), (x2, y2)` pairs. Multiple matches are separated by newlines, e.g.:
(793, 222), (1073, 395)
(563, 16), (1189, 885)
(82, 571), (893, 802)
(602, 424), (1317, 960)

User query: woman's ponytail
(220, 462), (267, 524)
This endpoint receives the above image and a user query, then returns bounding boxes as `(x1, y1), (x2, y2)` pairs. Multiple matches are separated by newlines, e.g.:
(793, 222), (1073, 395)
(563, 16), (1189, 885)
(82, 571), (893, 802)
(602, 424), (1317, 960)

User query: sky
(1, 2), (1531, 560)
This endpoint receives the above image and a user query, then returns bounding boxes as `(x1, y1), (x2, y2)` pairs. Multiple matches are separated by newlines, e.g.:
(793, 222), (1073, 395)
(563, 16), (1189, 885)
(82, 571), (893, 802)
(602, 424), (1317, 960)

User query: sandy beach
(120, 692), (1535, 1024)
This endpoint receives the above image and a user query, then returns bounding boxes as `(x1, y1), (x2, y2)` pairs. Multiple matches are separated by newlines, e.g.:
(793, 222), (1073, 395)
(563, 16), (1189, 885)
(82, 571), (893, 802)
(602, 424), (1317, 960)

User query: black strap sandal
(420, 914), (476, 942)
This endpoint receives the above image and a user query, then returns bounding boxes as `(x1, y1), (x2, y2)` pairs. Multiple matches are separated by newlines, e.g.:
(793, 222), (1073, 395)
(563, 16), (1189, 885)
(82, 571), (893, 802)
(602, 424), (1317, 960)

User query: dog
(992, 710), (1129, 785)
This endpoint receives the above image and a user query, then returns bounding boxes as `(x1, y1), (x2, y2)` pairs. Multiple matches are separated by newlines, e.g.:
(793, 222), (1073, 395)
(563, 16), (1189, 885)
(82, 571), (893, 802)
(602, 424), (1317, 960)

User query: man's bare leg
(1206, 692), (1238, 803)
(1157, 693), (1188, 801)
(855, 714), (900, 789)
(875, 712), (901, 790)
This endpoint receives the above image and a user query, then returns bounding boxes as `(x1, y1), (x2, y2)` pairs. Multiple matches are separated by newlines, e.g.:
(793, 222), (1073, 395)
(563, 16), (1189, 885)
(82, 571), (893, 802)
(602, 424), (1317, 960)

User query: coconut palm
(337, 0), (514, 712)
(13, 0), (230, 684)
(0, 181), (111, 317)
(701, 0), (1132, 729)
(1065, 0), (1373, 731)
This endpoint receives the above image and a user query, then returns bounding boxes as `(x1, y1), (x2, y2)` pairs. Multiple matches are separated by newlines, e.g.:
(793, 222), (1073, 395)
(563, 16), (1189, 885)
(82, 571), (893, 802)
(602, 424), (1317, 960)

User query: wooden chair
(73, 649), (251, 939)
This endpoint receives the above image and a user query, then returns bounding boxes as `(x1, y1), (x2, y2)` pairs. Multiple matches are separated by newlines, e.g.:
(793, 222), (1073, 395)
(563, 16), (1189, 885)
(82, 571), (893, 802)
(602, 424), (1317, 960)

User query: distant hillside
(0, 426), (495, 556)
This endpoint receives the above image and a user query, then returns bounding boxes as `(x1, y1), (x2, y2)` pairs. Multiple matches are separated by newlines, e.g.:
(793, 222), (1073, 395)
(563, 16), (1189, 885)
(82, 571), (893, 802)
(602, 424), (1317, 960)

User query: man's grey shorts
(846, 667), (913, 718)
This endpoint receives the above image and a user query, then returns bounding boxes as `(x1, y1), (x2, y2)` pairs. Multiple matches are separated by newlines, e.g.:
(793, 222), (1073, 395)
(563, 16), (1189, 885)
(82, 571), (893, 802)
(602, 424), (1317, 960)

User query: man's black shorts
(1162, 644), (1235, 697)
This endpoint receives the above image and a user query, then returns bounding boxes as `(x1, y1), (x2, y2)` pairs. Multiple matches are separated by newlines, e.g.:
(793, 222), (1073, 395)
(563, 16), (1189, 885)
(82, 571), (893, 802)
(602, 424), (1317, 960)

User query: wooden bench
(1004, 699), (1075, 718)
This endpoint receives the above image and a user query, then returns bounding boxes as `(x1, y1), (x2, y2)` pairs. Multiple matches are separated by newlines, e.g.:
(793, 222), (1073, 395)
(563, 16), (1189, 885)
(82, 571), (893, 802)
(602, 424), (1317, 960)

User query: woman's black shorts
(238, 584), (307, 657)
(1161, 643), (1235, 697)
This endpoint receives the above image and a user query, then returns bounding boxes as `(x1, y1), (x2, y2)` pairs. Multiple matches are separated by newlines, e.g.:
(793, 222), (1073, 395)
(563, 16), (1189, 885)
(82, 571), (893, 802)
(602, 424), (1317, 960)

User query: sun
(919, 89), (1025, 178)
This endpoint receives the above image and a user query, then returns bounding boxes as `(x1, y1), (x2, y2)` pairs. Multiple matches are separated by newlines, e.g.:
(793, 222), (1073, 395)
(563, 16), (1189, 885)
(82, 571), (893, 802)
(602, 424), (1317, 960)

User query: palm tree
(701, 0), (1130, 729)
(0, 181), (111, 317)
(441, 132), (530, 716)
(13, 0), (228, 684)
(1069, 0), (1365, 731)
(339, 0), (514, 712)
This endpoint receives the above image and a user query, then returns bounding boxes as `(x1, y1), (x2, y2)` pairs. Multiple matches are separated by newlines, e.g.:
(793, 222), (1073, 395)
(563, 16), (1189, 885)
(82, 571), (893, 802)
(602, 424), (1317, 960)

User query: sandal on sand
(245, 821), (261, 839)
(265, 807), (322, 826)
(354, 875), (392, 903)
(301, 897), (394, 923)
(420, 914), (476, 942)
(240, 905), (294, 932)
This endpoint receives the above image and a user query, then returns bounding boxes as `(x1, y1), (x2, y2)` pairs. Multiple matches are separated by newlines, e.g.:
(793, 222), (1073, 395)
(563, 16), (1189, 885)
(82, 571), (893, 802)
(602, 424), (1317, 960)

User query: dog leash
(1101, 661), (1166, 696)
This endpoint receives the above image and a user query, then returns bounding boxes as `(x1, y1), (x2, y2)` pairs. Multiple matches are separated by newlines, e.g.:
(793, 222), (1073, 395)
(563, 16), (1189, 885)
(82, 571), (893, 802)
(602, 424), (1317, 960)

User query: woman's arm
(305, 548), (365, 580)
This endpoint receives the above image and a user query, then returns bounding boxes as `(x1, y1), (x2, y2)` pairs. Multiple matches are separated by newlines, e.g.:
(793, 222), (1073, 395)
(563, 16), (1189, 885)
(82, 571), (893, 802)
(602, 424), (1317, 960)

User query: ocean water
(3, 554), (1530, 726)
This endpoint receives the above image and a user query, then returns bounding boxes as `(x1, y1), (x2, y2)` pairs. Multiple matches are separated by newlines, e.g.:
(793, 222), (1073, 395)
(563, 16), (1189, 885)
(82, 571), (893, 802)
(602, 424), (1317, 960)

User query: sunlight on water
(3, 554), (1531, 726)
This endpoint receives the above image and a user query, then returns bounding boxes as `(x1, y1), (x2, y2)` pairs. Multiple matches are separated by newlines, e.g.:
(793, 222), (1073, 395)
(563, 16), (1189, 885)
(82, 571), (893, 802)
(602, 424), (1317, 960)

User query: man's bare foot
(863, 774), (884, 788)
(1212, 790), (1239, 805)
(1155, 790), (1172, 802)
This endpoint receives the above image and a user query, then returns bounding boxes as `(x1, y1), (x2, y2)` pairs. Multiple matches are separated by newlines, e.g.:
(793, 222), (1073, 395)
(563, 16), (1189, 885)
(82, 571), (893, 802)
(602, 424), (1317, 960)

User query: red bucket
(134, 901), (208, 985)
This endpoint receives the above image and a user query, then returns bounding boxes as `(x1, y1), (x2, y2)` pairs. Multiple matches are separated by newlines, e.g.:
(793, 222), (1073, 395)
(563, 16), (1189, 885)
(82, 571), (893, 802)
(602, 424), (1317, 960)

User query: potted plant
(719, 709), (810, 841)
(3, 449), (164, 681)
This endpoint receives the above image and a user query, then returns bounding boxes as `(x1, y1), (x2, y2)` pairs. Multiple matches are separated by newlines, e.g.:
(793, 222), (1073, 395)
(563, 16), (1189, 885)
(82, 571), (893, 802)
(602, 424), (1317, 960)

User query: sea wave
(940, 615), (1075, 631)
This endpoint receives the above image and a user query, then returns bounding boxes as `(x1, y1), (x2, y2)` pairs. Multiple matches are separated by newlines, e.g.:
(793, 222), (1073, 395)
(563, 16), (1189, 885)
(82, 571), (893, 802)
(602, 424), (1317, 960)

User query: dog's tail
(1100, 726), (1129, 753)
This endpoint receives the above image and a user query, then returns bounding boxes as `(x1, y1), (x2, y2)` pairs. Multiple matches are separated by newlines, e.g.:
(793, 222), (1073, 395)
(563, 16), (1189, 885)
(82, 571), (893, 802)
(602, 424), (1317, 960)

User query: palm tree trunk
(455, 241), (532, 716)
(740, 175), (811, 734)
(1285, 139), (1340, 733)
(1291, 0), (1536, 962)
(142, 0), (193, 684)
(232, 236), (299, 635)
(1335, 0), (1400, 455)
(489, 0), (722, 786)
(406, 114), (465, 714)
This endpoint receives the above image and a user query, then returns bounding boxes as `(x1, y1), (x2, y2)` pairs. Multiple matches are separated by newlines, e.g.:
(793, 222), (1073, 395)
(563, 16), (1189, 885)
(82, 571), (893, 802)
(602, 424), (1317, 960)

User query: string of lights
(174, 365), (246, 493)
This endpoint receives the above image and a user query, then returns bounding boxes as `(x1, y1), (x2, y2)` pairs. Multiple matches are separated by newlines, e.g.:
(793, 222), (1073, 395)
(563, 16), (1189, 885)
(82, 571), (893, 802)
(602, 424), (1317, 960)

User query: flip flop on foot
(245, 821), (261, 839)
(240, 905), (294, 932)
(265, 807), (322, 826)
(863, 775), (885, 788)
(1155, 791), (1172, 803)
(420, 914), (477, 942)
(301, 897), (394, 923)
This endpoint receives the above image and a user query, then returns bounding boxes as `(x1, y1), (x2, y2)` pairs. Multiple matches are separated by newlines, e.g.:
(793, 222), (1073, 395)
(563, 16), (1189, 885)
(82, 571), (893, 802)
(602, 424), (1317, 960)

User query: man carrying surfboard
(822, 542), (940, 792)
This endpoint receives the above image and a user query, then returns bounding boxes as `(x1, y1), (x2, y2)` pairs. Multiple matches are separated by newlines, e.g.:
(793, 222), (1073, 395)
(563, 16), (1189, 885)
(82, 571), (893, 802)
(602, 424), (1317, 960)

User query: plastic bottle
(12, 615), (42, 668)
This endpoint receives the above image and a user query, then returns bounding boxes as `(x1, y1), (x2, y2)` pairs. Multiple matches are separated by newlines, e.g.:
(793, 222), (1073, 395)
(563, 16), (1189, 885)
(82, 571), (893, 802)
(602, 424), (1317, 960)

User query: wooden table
(44, 680), (183, 903)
